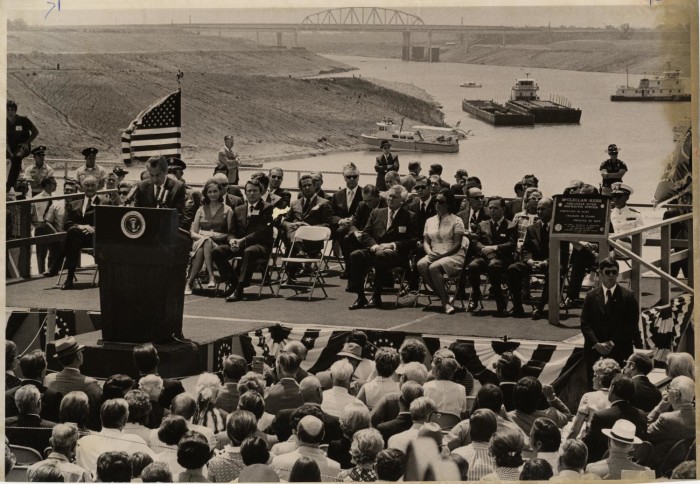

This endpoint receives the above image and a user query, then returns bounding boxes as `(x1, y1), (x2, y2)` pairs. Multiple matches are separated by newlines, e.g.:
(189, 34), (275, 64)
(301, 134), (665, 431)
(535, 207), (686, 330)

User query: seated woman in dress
(566, 358), (620, 439)
(416, 189), (467, 314)
(186, 178), (233, 294)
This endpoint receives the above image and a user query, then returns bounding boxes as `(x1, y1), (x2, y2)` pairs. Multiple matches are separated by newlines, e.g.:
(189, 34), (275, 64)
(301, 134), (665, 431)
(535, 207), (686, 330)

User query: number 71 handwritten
(45, 0), (61, 19)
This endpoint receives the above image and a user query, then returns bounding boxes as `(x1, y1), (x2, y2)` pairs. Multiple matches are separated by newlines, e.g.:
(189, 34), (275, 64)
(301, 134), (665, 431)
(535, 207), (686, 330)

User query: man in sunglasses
(580, 257), (641, 386)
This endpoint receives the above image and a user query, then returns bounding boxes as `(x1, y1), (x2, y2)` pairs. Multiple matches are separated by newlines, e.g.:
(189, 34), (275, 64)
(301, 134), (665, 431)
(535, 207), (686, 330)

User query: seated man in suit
(60, 175), (105, 290)
(646, 375), (695, 470)
(506, 197), (569, 320)
(132, 343), (185, 409)
(466, 196), (518, 315)
(341, 185), (387, 289)
(265, 353), (304, 415)
(622, 353), (662, 412)
(129, 155), (189, 228)
(5, 349), (62, 423)
(404, 176), (437, 290)
(5, 385), (56, 455)
(211, 172), (244, 208)
(211, 178), (274, 301)
(281, 173), (333, 258)
(262, 167), (292, 209)
(331, 163), (363, 275)
(348, 185), (418, 310)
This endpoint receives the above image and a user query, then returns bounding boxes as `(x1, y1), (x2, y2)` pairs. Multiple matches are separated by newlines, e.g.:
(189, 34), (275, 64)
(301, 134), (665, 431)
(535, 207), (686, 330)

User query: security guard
(112, 166), (129, 183)
(610, 182), (644, 250)
(24, 146), (54, 196)
(76, 147), (107, 189)
(167, 157), (187, 185)
(600, 144), (628, 196)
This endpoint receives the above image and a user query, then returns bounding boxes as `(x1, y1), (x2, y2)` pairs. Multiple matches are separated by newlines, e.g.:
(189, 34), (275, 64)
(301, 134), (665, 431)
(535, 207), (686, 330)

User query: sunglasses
(345, 175), (359, 179)
(270, 175), (283, 179)
(435, 199), (448, 205)
(118, 191), (130, 195)
(415, 185), (427, 190)
(602, 270), (619, 275)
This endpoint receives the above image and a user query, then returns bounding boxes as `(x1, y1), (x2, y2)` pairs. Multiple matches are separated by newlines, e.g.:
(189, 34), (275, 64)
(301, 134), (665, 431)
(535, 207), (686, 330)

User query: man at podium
(128, 155), (189, 228)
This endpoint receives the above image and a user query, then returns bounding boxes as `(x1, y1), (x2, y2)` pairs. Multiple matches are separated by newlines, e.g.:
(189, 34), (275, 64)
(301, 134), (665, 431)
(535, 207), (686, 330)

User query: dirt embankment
(7, 29), (444, 164)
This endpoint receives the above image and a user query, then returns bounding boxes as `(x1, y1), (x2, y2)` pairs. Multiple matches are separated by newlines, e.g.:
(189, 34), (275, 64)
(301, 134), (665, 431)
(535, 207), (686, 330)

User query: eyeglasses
(270, 175), (283, 179)
(435, 199), (448, 205)
(602, 270), (619, 275)
(345, 175), (359, 180)
(415, 185), (427, 190)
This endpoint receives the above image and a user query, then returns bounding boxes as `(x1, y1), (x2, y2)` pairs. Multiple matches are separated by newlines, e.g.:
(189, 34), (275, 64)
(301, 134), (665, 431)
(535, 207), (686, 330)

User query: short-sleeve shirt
(6, 115), (36, 152)
(25, 163), (55, 193)
(600, 158), (627, 187)
(76, 164), (108, 188)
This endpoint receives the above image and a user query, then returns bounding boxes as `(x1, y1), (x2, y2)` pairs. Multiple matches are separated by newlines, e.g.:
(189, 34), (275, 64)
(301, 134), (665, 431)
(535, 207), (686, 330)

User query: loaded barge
(505, 77), (582, 124)
(461, 100), (534, 126)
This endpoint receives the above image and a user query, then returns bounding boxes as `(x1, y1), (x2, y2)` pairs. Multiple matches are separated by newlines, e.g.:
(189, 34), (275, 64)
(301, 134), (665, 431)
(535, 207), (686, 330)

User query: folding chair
(9, 445), (43, 466)
(276, 226), (331, 300)
(258, 228), (286, 297)
(56, 248), (98, 287)
(658, 438), (695, 477)
(421, 236), (470, 310)
(434, 412), (461, 431)
(364, 262), (411, 308)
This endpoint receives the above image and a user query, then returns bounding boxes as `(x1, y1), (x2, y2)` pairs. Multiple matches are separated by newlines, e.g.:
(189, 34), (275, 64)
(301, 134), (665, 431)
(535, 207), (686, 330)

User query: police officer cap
(611, 182), (633, 195)
(607, 144), (620, 154)
(31, 146), (47, 156)
(81, 147), (99, 157)
(380, 140), (391, 148)
(168, 157), (187, 170)
(113, 167), (129, 177)
(64, 177), (80, 187)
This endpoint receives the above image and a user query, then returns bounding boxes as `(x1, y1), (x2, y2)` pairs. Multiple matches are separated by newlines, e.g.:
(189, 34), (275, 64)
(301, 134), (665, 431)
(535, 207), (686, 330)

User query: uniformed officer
(6, 100), (39, 191)
(76, 147), (107, 189)
(217, 135), (239, 185)
(167, 157), (187, 185)
(600, 144), (628, 196)
(610, 182), (644, 251)
(24, 146), (54, 196)
(112, 166), (129, 183)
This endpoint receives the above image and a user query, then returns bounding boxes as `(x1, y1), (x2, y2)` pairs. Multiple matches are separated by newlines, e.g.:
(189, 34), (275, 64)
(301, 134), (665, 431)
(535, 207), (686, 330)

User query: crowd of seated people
(5, 333), (696, 482)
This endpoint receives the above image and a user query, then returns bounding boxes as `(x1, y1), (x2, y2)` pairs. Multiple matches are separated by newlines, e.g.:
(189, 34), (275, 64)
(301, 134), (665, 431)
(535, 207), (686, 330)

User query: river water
(179, 55), (690, 204)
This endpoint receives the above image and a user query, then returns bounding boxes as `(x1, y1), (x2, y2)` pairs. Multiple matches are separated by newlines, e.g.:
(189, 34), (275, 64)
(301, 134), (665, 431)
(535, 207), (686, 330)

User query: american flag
(121, 91), (181, 165)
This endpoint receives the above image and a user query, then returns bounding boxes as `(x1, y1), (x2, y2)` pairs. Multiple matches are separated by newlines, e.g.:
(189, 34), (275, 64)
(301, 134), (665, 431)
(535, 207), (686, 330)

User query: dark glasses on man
(602, 270), (618, 275)
(345, 175), (358, 179)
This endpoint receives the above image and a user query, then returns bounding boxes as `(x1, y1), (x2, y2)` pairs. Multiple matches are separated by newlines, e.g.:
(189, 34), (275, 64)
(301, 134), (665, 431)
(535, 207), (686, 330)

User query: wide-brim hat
(238, 464), (280, 483)
(380, 140), (391, 148)
(601, 419), (642, 445)
(31, 146), (47, 156)
(53, 336), (84, 360)
(456, 169), (468, 177)
(611, 182), (633, 195)
(81, 147), (98, 157)
(337, 342), (363, 361)
(607, 144), (620, 154)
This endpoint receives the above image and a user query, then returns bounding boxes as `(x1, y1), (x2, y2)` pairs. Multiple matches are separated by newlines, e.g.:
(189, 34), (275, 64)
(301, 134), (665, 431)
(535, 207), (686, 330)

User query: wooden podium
(95, 206), (190, 343)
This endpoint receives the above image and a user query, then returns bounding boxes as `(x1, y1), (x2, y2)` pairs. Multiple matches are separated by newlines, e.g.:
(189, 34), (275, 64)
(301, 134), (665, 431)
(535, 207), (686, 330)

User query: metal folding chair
(56, 248), (98, 287)
(276, 226), (331, 300)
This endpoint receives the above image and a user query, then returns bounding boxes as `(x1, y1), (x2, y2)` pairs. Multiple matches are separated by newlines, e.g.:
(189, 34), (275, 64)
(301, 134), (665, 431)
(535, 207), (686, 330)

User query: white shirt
(603, 284), (618, 304)
(387, 423), (422, 453)
(357, 376), (399, 409)
(321, 386), (360, 418)
(76, 428), (153, 472)
(423, 379), (467, 416)
(346, 187), (356, 208)
(81, 196), (97, 217)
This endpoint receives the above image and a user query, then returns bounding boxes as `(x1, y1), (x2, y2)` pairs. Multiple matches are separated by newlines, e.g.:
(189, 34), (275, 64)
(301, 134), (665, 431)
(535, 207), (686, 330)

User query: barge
(504, 77), (582, 124)
(461, 99), (534, 126)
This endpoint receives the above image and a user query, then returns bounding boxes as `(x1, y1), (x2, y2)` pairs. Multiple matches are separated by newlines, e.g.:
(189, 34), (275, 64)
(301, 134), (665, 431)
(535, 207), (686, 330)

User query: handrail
(609, 212), (693, 239)
(6, 189), (117, 206)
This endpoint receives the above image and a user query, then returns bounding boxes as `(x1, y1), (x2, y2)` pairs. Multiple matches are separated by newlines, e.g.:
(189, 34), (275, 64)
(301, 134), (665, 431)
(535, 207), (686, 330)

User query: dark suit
(5, 380), (63, 424)
(132, 177), (188, 228)
(45, 368), (103, 429)
(62, 196), (103, 274)
(580, 285), (641, 383)
(328, 436), (353, 469)
(404, 196), (437, 234)
(281, 195), (332, 255)
(5, 414), (56, 455)
(264, 188), (292, 210)
(646, 404), (695, 470)
(350, 207), (417, 299)
(340, 199), (387, 272)
(467, 218), (517, 304)
(630, 375), (662, 413)
(264, 378), (304, 415)
(458, 206), (489, 235)
(224, 193), (245, 210)
(267, 403), (341, 444)
(331, 187), (363, 226)
(582, 400), (647, 463)
(505, 198), (523, 220)
(375, 153), (399, 191)
(5, 373), (21, 391)
(132, 374), (185, 410)
(376, 413), (412, 445)
(212, 201), (273, 289)
(506, 221), (569, 310)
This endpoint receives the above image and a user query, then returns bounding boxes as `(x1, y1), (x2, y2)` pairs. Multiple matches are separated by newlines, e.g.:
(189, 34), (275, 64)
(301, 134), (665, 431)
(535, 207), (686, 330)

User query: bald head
(537, 197), (553, 224)
(213, 173), (229, 186)
(297, 415), (325, 444)
(171, 393), (196, 419)
(671, 375), (695, 404)
(299, 375), (322, 404)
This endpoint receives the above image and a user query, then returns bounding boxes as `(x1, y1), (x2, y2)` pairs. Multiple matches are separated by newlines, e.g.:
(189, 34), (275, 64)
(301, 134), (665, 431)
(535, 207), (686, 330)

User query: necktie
(266, 193), (272, 203)
(605, 289), (613, 314)
(249, 204), (255, 216)
(388, 210), (395, 229)
(155, 186), (162, 203)
(43, 199), (53, 218)
(84, 197), (92, 216)
(420, 202), (425, 216)
(347, 189), (354, 208)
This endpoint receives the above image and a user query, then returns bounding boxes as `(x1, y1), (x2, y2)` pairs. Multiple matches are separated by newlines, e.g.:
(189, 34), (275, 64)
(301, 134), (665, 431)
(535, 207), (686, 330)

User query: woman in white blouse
(423, 356), (468, 419)
(417, 189), (467, 314)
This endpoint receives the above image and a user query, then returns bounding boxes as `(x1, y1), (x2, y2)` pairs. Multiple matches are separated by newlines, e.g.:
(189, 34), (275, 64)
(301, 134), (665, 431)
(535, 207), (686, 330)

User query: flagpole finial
(177, 69), (184, 89)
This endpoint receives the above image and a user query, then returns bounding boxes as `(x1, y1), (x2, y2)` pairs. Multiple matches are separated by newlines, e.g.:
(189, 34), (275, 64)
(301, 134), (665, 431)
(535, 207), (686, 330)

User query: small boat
(504, 75), (582, 124)
(361, 118), (460, 153)
(462, 99), (534, 126)
(460, 82), (482, 88)
(611, 65), (690, 102)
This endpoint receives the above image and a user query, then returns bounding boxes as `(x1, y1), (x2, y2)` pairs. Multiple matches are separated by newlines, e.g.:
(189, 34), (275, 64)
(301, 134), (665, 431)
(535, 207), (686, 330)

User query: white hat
(601, 419), (642, 445)
(611, 182), (633, 195)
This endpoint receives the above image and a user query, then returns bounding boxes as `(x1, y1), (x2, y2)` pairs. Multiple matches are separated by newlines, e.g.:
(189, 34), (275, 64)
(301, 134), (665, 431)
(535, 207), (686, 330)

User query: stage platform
(6, 266), (685, 380)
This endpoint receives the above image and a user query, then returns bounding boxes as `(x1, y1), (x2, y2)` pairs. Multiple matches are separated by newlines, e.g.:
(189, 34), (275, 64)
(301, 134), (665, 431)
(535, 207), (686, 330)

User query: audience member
(208, 410), (259, 482)
(322, 360), (361, 418)
(5, 340), (21, 390)
(96, 451), (132, 483)
(508, 377), (570, 436)
(337, 428), (384, 481)
(567, 358), (620, 439)
(5, 349), (62, 422)
(622, 353), (662, 412)
(288, 456), (322, 482)
(375, 381), (422, 445)
(177, 431), (212, 482)
(357, 347), (400, 409)
(132, 343), (185, 409)
(102, 374), (135, 400)
(270, 403), (325, 457)
(5, 385), (55, 455)
(131, 452), (154, 481)
(216, 355), (247, 412)
(58, 391), (90, 430)
(451, 408), (497, 480)
(265, 353), (304, 414)
(387, 396), (437, 453)
(671, 460), (696, 480)
(26, 461), (64, 482)
(124, 389), (154, 442)
(141, 462), (173, 482)
(153, 415), (189, 476)
(193, 373), (228, 434)
(529, 417), (562, 475)
(139, 374), (166, 428)
(520, 458), (554, 481)
(550, 439), (598, 481)
(492, 352), (521, 411)
(585, 419), (652, 480)
(329, 401), (371, 469)
(370, 361), (428, 428)
(481, 429), (525, 481)
(423, 355), (467, 418)
(375, 448), (405, 481)
(27, 423), (92, 482)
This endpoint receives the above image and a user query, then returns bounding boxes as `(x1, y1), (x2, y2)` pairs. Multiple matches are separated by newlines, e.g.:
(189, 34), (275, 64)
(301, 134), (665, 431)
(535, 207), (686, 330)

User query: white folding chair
(56, 248), (98, 287)
(276, 226), (332, 300)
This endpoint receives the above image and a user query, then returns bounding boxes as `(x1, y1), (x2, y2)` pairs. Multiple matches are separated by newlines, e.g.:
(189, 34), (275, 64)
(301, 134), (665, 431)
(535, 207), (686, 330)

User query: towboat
(361, 118), (460, 153)
(460, 82), (482, 88)
(504, 76), (582, 123)
(611, 66), (690, 102)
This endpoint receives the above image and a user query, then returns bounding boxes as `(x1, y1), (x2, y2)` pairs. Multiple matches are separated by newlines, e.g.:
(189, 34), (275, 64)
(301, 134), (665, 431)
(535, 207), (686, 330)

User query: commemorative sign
(551, 194), (610, 237)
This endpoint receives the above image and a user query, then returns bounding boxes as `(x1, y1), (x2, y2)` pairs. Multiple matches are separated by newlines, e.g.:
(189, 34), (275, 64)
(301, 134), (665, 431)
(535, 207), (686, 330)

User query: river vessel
(460, 82), (482, 88)
(361, 118), (460, 153)
(504, 77), (582, 123)
(461, 99), (534, 126)
(611, 67), (690, 102)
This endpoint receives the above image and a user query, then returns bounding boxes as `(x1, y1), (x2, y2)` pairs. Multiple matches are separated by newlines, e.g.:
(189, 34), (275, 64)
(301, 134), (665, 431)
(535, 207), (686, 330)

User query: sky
(4, 1), (685, 28)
